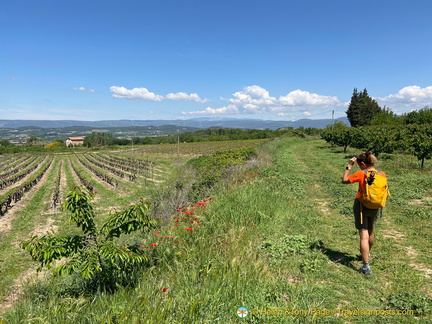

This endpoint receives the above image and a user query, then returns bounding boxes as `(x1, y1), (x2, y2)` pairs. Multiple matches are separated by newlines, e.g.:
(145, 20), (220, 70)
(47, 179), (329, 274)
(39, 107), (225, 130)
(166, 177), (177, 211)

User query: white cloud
(165, 92), (209, 103)
(278, 89), (339, 106)
(183, 85), (342, 116)
(110, 86), (163, 101)
(184, 105), (239, 115)
(375, 85), (432, 108)
(73, 87), (95, 93)
(229, 85), (277, 108)
(110, 86), (208, 103)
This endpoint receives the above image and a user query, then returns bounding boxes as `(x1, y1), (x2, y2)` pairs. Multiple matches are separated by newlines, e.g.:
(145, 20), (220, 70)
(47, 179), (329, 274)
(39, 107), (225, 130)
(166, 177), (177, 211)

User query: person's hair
(357, 151), (377, 166)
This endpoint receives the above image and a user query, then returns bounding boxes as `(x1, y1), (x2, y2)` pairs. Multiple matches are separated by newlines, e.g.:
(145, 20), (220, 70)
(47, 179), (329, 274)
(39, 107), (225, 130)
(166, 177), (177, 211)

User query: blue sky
(1, 0), (431, 121)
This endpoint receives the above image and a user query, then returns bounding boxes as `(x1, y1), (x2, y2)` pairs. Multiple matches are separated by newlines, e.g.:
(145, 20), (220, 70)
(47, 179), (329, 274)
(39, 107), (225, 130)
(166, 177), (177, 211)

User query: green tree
(21, 186), (158, 292)
(371, 106), (401, 125)
(346, 88), (382, 127)
(321, 122), (358, 152)
(406, 124), (432, 169)
(0, 139), (12, 146)
(404, 107), (432, 125)
(26, 136), (43, 146)
(83, 132), (115, 147)
(353, 126), (399, 157)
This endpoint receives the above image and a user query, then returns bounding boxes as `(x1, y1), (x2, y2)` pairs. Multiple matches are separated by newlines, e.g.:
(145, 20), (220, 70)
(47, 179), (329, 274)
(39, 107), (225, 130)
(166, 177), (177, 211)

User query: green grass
(1, 138), (431, 323)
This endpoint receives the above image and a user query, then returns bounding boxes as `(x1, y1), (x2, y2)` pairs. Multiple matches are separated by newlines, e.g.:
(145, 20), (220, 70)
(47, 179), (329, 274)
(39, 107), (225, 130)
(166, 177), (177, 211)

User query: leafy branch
(21, 186), (158, 290)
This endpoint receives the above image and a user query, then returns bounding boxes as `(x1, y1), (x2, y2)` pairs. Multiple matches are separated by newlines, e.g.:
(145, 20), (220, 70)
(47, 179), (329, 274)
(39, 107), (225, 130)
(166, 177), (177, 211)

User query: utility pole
(331, 110), (335, 131)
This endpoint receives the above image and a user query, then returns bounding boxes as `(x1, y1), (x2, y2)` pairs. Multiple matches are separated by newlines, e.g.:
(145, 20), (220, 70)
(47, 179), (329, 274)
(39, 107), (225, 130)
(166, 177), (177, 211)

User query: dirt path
(0, 160), (59, 313)
(0, 216), (59, 313)
(292, 139), (432, 283)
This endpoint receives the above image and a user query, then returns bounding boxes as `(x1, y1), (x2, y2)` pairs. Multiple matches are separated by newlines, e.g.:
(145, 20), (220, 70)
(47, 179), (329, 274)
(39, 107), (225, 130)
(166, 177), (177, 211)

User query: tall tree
(346, 88), (382, 127)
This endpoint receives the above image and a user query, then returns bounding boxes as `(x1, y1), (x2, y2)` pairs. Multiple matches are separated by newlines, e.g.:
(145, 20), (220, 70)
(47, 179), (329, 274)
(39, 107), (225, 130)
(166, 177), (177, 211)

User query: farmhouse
(65, 136), (84, 147)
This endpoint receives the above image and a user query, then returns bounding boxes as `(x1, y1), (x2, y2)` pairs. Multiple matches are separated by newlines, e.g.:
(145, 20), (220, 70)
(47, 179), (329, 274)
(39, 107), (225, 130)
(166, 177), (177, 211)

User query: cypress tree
(346, 88), (382, 127)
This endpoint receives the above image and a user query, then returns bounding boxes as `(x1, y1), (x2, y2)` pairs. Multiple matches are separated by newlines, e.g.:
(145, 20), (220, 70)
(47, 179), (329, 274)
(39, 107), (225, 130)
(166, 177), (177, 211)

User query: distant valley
(0, 117), (348, 144)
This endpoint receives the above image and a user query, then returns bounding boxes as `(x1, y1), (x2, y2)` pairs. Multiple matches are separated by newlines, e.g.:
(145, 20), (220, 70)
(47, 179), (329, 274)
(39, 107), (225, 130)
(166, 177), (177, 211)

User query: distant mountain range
(0, 117), (348, 130)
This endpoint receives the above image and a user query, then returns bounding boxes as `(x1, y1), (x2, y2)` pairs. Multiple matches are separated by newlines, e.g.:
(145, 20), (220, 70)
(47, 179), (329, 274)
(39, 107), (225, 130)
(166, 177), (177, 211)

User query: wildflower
(120, 245), (125, 248)
(186, 228), (193, 231)
(151, 243), (158, 246)
(190, 221), (194, 224)
(140, 245), (145, 248)
(162, 288), (168, 292)
(174, 217), (179, 220)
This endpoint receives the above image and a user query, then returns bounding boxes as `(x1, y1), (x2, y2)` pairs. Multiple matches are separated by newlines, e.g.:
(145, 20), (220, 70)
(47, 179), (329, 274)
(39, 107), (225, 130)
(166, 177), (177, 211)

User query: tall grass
(1, 138), (431, 323)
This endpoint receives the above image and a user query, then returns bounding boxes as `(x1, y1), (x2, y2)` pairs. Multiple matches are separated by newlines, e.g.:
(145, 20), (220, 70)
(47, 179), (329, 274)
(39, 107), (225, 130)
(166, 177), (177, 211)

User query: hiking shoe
(359, 265), (372, 276)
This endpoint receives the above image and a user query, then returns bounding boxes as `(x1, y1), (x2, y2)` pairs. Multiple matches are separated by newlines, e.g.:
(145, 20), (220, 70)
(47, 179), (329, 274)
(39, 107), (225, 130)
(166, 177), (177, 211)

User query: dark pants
(353, 198), (380, 231)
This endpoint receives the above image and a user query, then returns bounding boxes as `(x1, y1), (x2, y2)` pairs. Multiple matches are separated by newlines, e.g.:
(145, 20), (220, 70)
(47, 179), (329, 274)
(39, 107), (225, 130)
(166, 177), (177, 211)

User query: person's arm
(342, 157), (357, 184)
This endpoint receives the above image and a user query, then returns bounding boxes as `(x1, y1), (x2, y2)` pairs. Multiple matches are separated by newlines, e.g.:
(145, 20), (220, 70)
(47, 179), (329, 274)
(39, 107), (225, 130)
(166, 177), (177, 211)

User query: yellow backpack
(360, 170), (390, 209)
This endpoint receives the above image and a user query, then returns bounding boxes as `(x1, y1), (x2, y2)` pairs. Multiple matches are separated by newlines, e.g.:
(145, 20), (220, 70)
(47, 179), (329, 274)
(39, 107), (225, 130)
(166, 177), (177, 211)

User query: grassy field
(0, 137), (431, 323)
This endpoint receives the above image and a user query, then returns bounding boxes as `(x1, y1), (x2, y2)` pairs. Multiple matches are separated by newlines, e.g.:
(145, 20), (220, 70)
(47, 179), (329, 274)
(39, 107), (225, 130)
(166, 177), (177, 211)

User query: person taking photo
(342, 151), (387, 276)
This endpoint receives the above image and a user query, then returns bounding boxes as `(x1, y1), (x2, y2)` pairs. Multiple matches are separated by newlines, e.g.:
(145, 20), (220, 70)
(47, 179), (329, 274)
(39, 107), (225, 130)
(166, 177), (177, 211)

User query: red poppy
(162, 288), (168, 292)
(151, 243), (158, 246)
(186, 228), (193, 231)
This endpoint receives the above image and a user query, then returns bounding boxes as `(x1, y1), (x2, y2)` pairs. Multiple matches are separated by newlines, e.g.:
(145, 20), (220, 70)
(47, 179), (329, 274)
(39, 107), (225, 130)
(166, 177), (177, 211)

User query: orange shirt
(348, 169), (387, 199)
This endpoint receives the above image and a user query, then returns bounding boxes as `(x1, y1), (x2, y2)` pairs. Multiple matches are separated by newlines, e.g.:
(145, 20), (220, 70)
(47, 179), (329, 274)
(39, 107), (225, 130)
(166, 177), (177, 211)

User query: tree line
(324, 90), (432, 168)
(1, 127), (322, 153)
